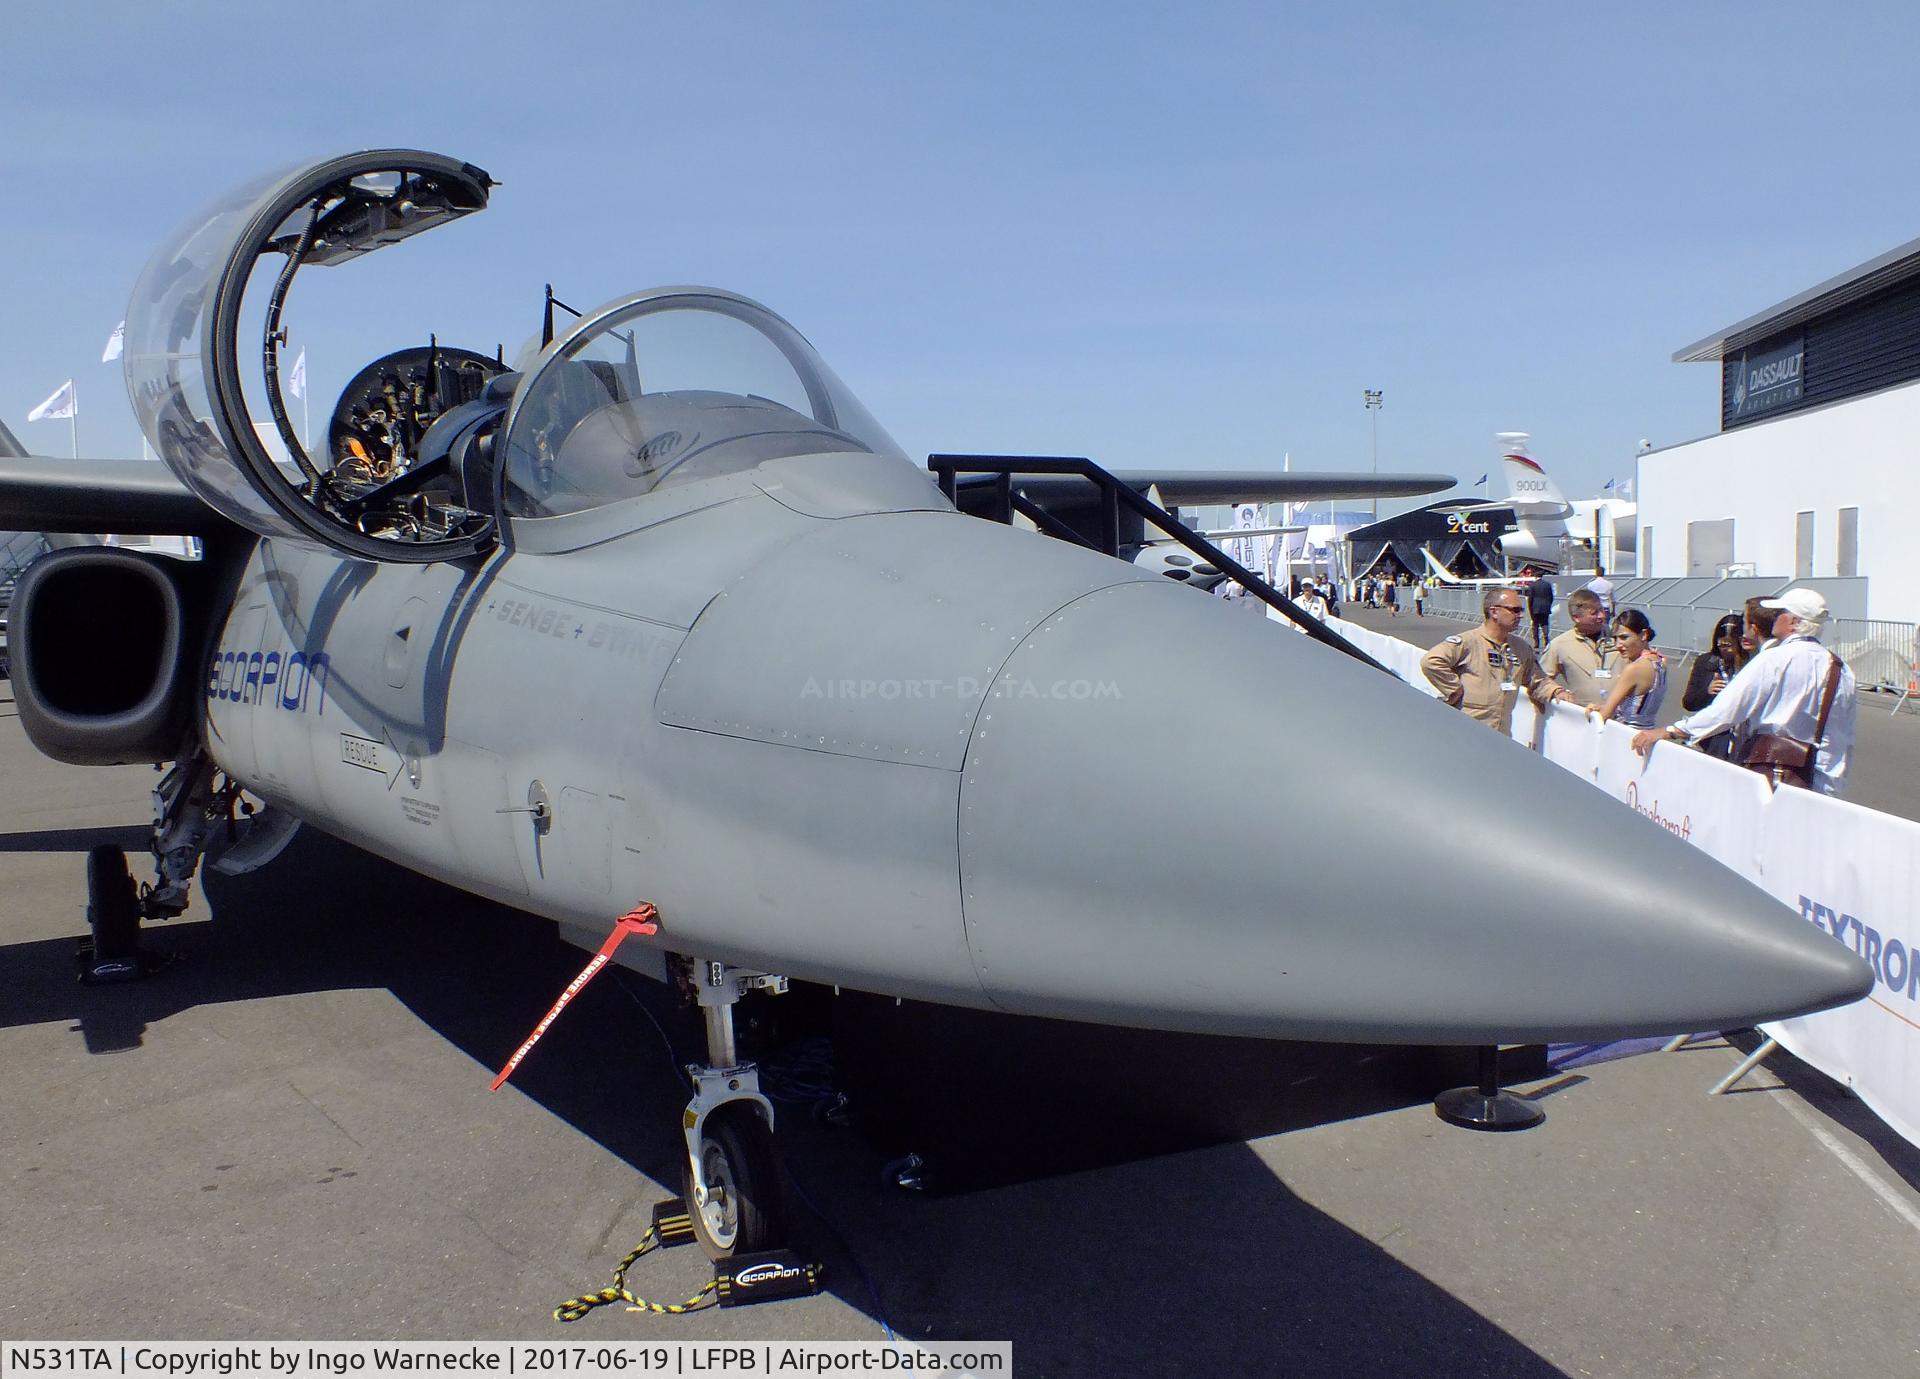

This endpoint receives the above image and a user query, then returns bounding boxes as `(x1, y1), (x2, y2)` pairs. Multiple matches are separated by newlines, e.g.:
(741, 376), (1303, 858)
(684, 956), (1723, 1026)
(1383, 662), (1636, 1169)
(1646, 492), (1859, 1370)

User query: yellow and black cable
(553, 1225), (717, 1323)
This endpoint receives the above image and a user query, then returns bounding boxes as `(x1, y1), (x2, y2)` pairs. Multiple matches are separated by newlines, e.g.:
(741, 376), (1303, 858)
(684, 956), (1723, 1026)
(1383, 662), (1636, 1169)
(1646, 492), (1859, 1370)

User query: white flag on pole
(102, 321), (125, 363)
(27, 379), (76, 421)
(288, 348), (307, 400)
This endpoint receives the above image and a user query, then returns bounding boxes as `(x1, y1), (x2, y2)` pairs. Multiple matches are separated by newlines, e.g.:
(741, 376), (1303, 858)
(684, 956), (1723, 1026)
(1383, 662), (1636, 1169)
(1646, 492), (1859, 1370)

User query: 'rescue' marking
(340, 734), (384, 772)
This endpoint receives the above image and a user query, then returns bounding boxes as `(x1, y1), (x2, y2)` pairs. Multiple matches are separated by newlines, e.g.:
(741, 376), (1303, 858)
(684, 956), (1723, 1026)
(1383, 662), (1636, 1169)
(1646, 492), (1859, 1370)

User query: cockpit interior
(123, 149), (908, 565)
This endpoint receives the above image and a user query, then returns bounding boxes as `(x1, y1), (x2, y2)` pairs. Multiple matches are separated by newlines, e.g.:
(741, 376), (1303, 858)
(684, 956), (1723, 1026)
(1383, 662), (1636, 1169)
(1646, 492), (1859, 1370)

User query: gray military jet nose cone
(956, 582), (1873, 1042)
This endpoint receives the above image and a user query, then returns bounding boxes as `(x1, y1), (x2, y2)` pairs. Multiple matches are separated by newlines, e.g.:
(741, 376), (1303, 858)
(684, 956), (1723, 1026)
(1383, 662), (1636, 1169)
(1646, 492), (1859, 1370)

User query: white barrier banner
(1349, 625), (1390, 665)
(1505, 696), (1539, 751)
(1534, 702), (1600, 781)
(1593, 723), (1772, 869)
(1758, 787), (1920, 1148)
(1387, 638), (1433, 693)
(1321, 616), (1437, 695)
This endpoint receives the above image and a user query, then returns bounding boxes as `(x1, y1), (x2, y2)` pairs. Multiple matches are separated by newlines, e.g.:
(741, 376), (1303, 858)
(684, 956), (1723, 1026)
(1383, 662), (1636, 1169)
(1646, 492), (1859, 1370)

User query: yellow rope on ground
(553, 1227), (718, 1323)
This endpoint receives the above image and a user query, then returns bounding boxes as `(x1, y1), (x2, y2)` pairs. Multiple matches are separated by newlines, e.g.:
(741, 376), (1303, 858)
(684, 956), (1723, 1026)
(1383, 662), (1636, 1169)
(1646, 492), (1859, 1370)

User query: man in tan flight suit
(1539, 588), (1619, 708)
(1422, 587), (1574, 733)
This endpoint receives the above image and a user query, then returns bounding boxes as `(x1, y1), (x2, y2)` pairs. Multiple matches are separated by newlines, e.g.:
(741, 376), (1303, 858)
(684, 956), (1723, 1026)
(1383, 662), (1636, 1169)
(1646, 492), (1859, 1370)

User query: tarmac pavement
(3, 679), (1920, 1376)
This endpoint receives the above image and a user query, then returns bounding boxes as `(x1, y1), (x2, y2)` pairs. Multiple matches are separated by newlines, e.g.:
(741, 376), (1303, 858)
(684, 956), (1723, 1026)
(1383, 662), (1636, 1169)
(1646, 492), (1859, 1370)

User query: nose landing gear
(518, 940), (823, 1319)
(78, 749), (288, 985)
(682, 959), (790, 1259)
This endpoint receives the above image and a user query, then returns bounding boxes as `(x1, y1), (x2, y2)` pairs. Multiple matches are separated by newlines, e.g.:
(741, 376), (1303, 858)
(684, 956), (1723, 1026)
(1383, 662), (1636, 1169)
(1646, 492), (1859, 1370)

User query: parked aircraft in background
(1565, 493), (1639, 572)
(0, 149), (1869, 1261)
(1433, 433), (1636, 576)
(1439, 433), (1572, 571)
(1419, 547), (1531, 589)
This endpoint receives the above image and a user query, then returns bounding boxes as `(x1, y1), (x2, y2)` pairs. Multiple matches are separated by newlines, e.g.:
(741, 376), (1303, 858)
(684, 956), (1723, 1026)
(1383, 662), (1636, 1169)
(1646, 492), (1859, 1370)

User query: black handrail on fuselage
(928, 453), (1391, 675)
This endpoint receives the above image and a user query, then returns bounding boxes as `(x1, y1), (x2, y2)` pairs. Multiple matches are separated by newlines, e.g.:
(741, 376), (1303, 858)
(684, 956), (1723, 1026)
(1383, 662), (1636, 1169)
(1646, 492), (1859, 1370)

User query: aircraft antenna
(541, 286), (597, 345)
(539, 285), (638, 377)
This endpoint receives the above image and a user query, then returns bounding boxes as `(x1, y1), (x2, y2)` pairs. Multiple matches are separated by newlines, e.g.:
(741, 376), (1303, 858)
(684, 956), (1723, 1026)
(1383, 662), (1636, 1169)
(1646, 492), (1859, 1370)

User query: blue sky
(5, 2), (1918, 510)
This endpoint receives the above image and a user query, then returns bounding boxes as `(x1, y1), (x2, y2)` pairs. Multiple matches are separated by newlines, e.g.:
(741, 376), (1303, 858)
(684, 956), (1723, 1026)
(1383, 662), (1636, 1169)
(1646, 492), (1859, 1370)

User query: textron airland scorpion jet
(0, 150), (1870, 1259)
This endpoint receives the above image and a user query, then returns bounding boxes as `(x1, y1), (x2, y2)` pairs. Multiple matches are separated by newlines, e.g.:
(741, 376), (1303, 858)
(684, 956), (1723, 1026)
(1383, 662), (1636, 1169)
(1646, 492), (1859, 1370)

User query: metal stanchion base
(1434, 1045), (1546, 1132)
(1434, 1085), (1546, 1131)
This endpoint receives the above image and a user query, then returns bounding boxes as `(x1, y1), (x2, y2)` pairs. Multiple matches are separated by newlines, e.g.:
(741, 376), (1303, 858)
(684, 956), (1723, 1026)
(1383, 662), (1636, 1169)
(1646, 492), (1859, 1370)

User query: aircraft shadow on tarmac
(0, 823), (151, 853)
(0, 827), (1575, 1376)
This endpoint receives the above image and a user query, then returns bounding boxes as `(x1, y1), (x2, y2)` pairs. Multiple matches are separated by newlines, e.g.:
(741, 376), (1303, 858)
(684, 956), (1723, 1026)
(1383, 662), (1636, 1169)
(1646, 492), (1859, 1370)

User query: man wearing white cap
(1632, 588), (1856, 795)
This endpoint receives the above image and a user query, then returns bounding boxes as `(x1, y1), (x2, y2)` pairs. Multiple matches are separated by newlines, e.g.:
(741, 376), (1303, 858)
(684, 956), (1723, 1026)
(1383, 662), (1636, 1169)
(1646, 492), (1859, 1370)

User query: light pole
(1363, 389), (1383, 525)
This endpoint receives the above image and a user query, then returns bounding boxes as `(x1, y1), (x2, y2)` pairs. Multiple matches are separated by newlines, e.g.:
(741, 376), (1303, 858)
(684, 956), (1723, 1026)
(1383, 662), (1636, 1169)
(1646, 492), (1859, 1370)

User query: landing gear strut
(79, 748), (275, 984)
(681, 959), (790, 1259)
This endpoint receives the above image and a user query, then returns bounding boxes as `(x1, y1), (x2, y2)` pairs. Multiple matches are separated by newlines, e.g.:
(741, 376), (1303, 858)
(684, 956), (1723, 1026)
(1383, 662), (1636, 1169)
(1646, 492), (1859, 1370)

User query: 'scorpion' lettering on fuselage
(206, 647), (331, 715)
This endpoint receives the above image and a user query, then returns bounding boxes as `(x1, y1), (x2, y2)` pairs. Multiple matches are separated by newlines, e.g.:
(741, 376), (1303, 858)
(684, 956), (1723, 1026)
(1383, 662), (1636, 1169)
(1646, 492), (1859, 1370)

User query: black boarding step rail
(928, 453), (1392, 676)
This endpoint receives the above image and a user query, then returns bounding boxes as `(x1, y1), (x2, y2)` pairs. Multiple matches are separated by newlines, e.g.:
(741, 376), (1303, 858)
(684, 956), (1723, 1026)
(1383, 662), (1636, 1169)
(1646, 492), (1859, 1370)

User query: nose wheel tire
(684, 1106), (785, 1260)
(81, 844), (168, 983)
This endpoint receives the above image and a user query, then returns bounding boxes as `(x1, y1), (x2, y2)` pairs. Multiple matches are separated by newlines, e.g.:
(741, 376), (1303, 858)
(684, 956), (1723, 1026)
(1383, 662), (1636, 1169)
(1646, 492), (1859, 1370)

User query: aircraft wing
(992, 469), (1455, 505)
(0, 454), (235, 536)
(1434, 496), (1574, 520)
(1118, 470), (1456, 504)
(1419, 547), (1492, 584)
(1192, 524), (1307, 541)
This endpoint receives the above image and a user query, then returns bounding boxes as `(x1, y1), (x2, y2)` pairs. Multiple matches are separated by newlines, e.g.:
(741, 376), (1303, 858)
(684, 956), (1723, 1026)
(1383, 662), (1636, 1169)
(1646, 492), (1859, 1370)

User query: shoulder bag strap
(1812, 652), (1843, 744)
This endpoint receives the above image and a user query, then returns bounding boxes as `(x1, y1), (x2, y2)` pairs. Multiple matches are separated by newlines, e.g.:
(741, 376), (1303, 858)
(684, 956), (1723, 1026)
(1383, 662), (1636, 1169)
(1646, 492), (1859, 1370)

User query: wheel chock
(554, 1198), (822, 1323)
(714, 1250), (825, 1307)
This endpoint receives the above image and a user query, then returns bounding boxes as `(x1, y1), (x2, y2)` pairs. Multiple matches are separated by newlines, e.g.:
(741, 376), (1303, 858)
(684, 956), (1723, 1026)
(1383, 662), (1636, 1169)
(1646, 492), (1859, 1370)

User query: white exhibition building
(1640, 236), (1920, 626)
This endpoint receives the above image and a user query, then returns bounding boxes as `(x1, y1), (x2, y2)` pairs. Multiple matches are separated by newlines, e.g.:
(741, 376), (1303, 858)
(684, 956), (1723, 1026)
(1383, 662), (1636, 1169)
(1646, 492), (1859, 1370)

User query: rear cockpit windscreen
(499, 290), (905, 520)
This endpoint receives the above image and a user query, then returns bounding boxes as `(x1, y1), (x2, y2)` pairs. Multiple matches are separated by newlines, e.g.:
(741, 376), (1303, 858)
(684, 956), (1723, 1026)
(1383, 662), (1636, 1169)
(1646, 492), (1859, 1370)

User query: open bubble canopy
(124, 148), (904, 563)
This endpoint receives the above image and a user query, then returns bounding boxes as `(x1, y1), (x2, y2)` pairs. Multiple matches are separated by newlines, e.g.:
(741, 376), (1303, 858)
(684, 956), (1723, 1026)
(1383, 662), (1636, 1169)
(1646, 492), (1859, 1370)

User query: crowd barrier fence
(1277, 605), (1920, 1149)
(1827, 618), (1920, 693)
